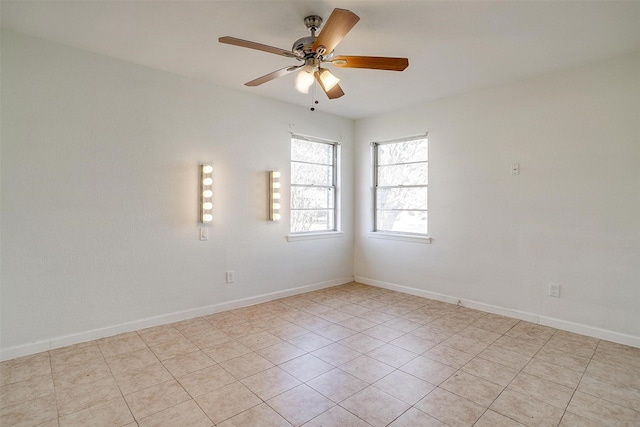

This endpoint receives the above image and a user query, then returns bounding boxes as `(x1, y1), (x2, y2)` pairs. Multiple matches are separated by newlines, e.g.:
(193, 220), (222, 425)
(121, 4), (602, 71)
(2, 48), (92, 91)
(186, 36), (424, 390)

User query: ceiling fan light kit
(219, 8), (409, 101)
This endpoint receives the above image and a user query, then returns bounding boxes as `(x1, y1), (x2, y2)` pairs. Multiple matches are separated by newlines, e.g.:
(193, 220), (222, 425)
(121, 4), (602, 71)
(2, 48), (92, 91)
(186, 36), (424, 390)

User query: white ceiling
(2, 1), (639, 119)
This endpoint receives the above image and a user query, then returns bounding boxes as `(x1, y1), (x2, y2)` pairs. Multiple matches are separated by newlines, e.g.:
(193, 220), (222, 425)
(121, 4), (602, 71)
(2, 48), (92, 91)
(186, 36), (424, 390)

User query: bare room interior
(1, 1), (639, 426)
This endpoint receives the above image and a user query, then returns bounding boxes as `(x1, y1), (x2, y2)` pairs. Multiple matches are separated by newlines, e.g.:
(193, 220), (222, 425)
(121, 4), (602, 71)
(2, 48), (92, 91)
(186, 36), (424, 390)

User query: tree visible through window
(290, 135), (339, 233)
(373, 136), (428, 235)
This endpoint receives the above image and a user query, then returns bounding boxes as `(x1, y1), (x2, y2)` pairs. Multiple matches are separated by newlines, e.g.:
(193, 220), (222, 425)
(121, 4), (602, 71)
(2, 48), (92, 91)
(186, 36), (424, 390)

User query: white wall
(354, 53), (640, 346)
(0, 31), (354, 359)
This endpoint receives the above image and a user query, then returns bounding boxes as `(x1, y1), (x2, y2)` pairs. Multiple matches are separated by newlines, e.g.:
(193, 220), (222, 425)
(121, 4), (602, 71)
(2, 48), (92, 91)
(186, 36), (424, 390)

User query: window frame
(372, 134), (430, 240)
(289, 134), (340, 235)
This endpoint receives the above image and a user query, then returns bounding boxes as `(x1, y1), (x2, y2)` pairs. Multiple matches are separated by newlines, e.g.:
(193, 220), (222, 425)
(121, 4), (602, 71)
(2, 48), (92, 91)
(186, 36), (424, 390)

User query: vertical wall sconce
(200, 164), (213, 223)
(269, 171), (281, 221)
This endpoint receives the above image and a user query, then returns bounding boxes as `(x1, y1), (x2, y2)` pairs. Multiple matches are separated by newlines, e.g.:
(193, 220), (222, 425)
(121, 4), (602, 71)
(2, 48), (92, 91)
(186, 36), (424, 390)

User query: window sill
(286, 232), (344, 242)
(368, 232), (432, 244)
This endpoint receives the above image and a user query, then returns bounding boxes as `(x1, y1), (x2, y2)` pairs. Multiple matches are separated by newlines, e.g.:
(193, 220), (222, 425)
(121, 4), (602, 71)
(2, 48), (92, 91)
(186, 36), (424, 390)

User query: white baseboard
(0, 277), (353, 361)
(355, 276), (640, 349)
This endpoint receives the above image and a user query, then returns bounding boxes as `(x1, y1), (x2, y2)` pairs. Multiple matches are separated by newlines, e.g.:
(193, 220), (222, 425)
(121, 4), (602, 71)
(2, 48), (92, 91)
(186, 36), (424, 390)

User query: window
(290, 135), (339, 233)
(373, 136), (428, 235)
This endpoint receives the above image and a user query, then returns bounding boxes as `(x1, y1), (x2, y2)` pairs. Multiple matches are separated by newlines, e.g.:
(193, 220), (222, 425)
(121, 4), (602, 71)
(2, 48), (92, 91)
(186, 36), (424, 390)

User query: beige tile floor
(1, 282), (639, 427)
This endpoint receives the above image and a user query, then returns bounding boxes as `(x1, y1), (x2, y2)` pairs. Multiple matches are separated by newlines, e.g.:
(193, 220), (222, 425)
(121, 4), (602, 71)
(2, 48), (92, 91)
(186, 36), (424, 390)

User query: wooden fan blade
(245, 65), (302, 87)
(331, 56), (409, 71)
(219, 36), (300, 59)
(315, 72), (345, 99)
(312, 9), (360, 55)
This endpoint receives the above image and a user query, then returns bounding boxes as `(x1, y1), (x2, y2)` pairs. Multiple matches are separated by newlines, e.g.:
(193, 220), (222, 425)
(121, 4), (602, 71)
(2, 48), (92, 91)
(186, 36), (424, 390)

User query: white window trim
(289, 133), (341, 235)
(286, 231), (344, 242)
(372, 133), (429, 237)
(368, 232), (432, 244)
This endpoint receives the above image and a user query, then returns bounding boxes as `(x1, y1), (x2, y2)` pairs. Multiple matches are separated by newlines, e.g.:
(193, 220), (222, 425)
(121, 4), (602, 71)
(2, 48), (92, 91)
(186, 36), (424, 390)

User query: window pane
(291, 186), (335, 209)
(377, 139), (427, 165)
(291, 139), (333, 164)
(291, 210), (334, 232)
(292, 162), (333, 186)
(377, 162), (427, 186)
(377, 210), (428, 234)
(290, 136), (338, 234)
(377, 187), (427, 210)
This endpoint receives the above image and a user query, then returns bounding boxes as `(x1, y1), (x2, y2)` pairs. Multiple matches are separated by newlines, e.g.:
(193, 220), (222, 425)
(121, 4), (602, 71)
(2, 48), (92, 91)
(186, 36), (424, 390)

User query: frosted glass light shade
(295, 65), (315, 94)
(318, 68), (339, 91)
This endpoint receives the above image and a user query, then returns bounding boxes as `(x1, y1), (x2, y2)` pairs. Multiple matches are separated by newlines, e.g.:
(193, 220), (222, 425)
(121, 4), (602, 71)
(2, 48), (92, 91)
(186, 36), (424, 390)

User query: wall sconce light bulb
(202, 213), (213, 223)
(273, 213), (281, 221)
(273, 182), (281, 189)
(203, 177), (213, 186)
(202, 165), (213, 174)
(203, 190), (213, 198)
(272, 171), (281, 179)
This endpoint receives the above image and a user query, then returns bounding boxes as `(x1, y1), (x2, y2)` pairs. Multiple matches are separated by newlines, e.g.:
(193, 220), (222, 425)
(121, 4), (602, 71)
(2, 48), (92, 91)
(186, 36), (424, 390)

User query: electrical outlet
(226, 271), (234, 283)
(549, 283), (560, 298)
(199, 228), (208, 241)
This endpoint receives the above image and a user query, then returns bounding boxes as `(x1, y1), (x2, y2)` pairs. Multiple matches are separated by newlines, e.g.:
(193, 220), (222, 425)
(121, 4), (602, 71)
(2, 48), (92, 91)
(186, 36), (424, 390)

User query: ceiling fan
(219, 8), (409, 100)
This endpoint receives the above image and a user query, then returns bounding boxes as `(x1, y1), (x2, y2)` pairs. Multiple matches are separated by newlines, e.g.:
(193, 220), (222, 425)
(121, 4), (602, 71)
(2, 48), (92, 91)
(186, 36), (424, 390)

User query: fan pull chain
(310, 82), (319, 111)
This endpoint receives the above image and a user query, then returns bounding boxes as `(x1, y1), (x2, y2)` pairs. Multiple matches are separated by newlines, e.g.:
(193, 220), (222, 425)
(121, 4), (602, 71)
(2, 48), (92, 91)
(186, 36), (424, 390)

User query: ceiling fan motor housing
(292, 36), (317, 59)
(292, 15), (334, 61)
